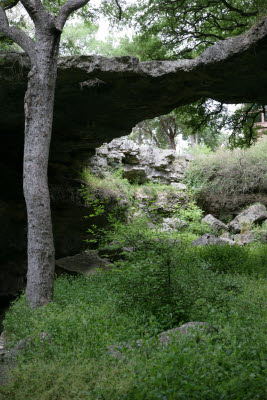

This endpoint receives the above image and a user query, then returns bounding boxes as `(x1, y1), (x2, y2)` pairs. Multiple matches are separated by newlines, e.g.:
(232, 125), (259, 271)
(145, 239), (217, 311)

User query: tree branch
(20, 0), (50, 25)
(0, 5), (35, 58)
(56, 0), (90, 32)
(114, 0), (122, 20)
(221, 0), (258, 17)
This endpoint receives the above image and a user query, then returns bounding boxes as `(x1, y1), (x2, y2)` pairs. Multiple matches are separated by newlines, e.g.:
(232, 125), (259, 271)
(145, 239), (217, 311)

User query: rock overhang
(0, 16), (267, 173)
(1, 16), (267, 296)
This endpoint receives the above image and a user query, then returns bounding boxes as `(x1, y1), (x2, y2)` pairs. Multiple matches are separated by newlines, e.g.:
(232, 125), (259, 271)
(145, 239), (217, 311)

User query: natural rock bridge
(0, 16), (267, 298)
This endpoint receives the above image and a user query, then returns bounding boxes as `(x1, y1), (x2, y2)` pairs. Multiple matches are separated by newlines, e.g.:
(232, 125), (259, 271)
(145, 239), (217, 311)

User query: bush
(185, 138), (267, 219)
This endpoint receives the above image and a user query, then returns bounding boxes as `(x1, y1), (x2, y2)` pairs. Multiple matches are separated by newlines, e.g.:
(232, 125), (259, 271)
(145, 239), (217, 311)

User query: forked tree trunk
(23, 34), (60, 308)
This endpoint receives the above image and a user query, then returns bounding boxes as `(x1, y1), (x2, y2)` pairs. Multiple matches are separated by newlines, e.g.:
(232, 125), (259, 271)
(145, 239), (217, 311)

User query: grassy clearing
(1, 235), (266, 399)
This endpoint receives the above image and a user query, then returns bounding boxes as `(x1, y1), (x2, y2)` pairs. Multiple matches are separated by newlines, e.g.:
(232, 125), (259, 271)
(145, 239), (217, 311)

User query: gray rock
(134, 188), (188, 217)
(107, 322), (217, 358)
(161, 217), (188, 231)
(152, 191), (188, 215)
(229, 203), (267, 233)
(184, 154), (194, 161)
(159, 322), (217, 345)
(202, 214), (228, 233)
(89, 138), (191, 185)
(55, 250), (112, 276)
(170, 182), (187, 190)
(233, 232), (255, 245)
(192, 233), (236, 246)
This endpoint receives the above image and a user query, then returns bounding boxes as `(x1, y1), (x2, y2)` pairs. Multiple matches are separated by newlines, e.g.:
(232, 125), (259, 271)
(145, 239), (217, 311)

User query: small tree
(130, 100), (228, 151)
(0, 0), (121, 309)
(132, 115), (177, 150)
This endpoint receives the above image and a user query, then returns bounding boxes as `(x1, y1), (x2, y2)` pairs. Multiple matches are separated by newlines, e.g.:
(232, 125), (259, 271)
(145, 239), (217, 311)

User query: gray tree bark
(23, 32), (60, 308)
(0, 0), (92, 308)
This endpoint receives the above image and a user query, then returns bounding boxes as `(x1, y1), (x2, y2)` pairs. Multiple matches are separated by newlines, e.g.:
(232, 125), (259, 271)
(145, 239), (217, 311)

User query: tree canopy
(123, 0), (267, 59)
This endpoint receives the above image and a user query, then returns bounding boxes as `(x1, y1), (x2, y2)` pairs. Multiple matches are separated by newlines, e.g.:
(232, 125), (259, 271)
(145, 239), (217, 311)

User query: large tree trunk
(23, 35), (60, 309)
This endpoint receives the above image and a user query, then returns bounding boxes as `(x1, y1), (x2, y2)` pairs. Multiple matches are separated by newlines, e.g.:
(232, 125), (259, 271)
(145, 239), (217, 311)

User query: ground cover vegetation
(1, 152), (267, 399)
(185, 137), (267, 220)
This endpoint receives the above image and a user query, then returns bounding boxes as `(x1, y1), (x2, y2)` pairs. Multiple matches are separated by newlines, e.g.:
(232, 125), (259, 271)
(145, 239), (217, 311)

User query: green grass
(81, 167), (134, 201)
(1, 238), (266, 399)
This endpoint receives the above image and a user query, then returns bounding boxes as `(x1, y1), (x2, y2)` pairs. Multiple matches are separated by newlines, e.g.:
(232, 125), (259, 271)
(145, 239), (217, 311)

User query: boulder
(192, 233), (236, 246)
(55, 251), (112, 276)
(107, 322), (217, 358)
(229, 203), (267, 233)
(233, 232), (255, 245)
(170, 182), (187, 190)
(159, 322), (217, 345)
(160, 217), (188, 232)
(202, 214), (228, 233)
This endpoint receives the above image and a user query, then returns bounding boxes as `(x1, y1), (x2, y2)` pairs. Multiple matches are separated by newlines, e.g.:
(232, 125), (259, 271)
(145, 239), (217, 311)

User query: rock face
(55, 251), (112, 276)
(89, 138), (190, 185)
(228, 203), (267, 233)
(0, 181), (91, 298)
(134, 187), (188, 216)
(160, 217), (188, 232)
(1, 16), (267, 297)
(2, 16), (267, 153)
(158, 322), (217, 345)
(202, 214), (229, 233)
(192, 233), (235, 246)
(233, 232), (256, 245)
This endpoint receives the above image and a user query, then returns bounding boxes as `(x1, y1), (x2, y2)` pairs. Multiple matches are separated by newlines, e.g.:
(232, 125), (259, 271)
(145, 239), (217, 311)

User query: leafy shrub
(185, 138), (267, 219)
(81, 167), (133, 200)
(79, 170), (131, 245)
